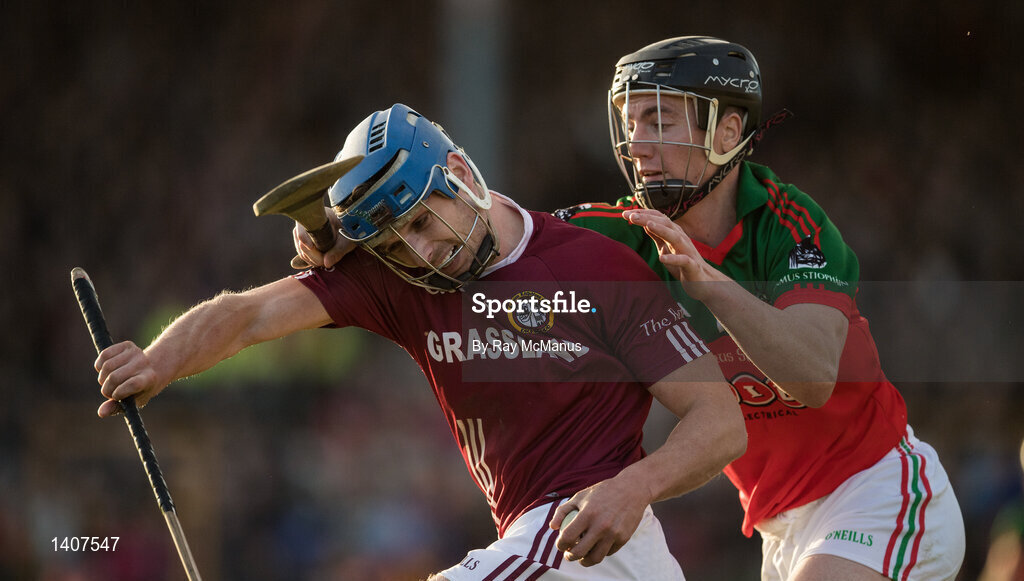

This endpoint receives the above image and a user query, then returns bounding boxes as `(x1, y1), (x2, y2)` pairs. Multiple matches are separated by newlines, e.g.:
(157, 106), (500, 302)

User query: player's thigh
(790, 554), (887, 581)
(800, 433), (963, 580)
(760, 431), (964, 581)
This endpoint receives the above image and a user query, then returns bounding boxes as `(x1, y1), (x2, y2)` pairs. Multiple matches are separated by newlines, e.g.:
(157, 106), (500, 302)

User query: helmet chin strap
(423, 231), (496, 292)
(444, 153), (492, 210)
(705, 103), (755, 166)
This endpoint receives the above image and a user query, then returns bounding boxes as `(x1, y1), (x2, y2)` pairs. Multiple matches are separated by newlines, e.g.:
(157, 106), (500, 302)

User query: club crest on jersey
(552, 204), (591, 222)
(788, 235), (827, 269)
(507, 290), (555, 334)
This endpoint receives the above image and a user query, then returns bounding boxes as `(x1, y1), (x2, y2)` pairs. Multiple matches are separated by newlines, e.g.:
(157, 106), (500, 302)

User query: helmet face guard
(609, 83), (718, 218)
(361, 165), (497, 293)
(329, 103), (498, 293)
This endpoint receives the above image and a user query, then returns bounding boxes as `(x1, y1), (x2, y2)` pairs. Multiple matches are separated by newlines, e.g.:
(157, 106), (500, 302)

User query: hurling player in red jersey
(96, 103), (745, 580)
(559, 36), (964, 581)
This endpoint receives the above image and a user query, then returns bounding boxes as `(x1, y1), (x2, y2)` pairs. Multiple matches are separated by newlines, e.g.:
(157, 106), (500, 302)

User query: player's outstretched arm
(624, 208), (848, 407)
(95, 277), (332, 417)
(551, 354), (745, 567)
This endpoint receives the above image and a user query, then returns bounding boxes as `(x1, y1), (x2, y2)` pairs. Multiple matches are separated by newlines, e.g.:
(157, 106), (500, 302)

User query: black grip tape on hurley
(308, 218), (338, 252)
(72, 268), (176, 514)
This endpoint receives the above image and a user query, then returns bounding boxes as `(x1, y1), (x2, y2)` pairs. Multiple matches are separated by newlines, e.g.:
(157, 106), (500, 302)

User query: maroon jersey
(296, 209), (708, 535)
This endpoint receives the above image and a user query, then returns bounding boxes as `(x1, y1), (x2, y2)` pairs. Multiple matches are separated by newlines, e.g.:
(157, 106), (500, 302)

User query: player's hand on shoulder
(291, 212), (354, 269)
(623, 209), (722, 299)
(94, 341), (163, 418)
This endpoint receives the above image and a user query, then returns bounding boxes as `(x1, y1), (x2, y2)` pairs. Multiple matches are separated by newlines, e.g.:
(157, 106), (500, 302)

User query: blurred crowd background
(3, 1), (1023, 579)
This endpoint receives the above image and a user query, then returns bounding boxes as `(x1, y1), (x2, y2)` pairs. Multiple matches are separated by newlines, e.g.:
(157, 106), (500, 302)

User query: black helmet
(609, 36), (763, 218)
(611, 36), (762, 134)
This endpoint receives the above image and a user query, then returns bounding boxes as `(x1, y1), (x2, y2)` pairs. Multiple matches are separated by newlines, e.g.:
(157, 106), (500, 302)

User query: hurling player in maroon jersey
(97, 103), (744, 580)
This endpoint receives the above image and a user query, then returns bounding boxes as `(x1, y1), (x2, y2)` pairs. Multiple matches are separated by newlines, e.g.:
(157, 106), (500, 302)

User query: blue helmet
(327, 104), (498, 292)
(330, 103), (474, 241)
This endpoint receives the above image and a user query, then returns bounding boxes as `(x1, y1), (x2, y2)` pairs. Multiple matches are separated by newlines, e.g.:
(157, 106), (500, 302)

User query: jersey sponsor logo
(788, 235), (828, 269)
(776, 270), (851, 288)
(704, 75), (760, 93)
(729, 372), (806, 409)
(640, 302), (707, 363)
(731, 373), (776, 406)
(639, 302), (691, 336)
(744, 408), (799, 420)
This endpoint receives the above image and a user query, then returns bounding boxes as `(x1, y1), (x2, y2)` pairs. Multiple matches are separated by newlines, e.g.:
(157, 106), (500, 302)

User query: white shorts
(436, 499), (685, 580)
(756, 426), (965, 581)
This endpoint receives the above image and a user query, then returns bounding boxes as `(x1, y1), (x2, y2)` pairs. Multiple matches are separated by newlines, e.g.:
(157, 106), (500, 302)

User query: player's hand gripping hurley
(71, 267), (203, 581)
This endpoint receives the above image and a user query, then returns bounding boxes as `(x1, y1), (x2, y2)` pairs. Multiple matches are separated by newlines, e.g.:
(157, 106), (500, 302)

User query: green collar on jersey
(735, 162), (778, 220)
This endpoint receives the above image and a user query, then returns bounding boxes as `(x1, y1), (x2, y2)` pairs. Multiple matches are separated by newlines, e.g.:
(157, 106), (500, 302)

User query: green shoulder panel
(553, 198), (722, 341)
(743, 164), (860, 303)
(550, 166), (860, 339)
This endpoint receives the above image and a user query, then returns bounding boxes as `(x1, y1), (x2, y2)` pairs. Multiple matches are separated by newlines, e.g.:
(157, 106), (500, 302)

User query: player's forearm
(701, 280), (845, 407)
(144, 279), (319, 383)
(618, 385), (746, 504)
(97, 278), (331, 417)
(143, 292), (268, 387)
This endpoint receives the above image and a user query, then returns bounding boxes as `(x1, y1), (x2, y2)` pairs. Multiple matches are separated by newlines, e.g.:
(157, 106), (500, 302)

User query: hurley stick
(71, 267), (203, 581)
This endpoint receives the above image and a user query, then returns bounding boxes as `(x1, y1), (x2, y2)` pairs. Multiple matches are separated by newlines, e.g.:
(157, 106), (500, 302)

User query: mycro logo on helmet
(621, 61), (656, 75)
(704, 76), (760, 93)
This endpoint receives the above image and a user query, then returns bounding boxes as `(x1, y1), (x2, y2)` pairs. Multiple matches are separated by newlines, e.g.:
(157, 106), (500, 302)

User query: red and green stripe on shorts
(883, 438), (933, 580)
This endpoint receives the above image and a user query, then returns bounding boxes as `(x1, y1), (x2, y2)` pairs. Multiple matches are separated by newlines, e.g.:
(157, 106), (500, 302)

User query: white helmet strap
(444, 152), (492, 210)
(704, 97), (755, 166)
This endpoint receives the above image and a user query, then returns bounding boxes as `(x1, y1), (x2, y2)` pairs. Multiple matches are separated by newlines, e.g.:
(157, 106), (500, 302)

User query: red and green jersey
(558, 161), (908, 537)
